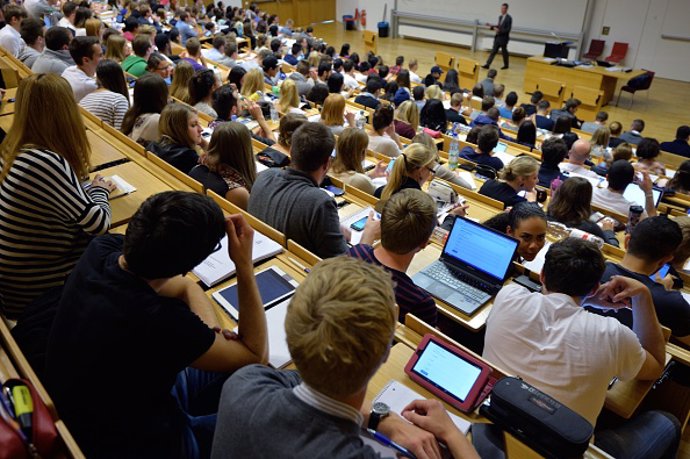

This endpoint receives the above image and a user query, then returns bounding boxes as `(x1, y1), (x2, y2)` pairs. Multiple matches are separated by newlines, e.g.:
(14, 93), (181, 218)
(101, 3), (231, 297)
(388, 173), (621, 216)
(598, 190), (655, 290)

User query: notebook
(413, 217), (519, 315)
(106, 175), (136, 200)
(192, 232), (283, 287)
(232, 297), (293, 368)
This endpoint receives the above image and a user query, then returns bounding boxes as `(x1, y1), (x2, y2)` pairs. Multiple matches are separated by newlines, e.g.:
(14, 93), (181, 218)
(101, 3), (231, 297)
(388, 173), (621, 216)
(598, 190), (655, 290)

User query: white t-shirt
(559, 162), (599, 179)
(409, 70), (422, 84)
(343, 72), (359, 90)
(367, 133), (401, 158)
(591, 187), (648, 219)
(483, 283), (646, 426)
(0, 25), (23, 57)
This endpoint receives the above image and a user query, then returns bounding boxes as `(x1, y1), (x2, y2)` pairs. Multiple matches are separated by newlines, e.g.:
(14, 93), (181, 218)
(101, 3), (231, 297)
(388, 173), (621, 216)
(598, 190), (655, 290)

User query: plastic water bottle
(270, 104), (279, 123)
(356, 111), (366, 130)
(448, 137), (460, 171)
(230, 114), (238, 122)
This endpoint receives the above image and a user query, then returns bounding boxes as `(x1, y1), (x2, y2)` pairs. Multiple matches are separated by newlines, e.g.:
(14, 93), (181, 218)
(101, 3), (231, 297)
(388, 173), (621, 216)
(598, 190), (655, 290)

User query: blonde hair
(277, 78), (299, 113)
(105, 34), (127, 63)
(424, 85), (443, 101)
(381, 143), (437, 201)
(333, 127), (368, 174)
(381, 189), (437, 254)
(498, 155), (540, 182)
(1, 74), (91, 181)
(159, 103), (197, 148)
(320, 93), (346, 126)
(85, 18), (103, 38)
(240, 68), (264, 98)
(395, 100), (419, 132)
(286, 257), (396, 398)
(672, 216), (690, 269)
(590, 126), (611, 148)
(307, 50), (319, 67)
(170, 60), (194, 102)
(207, 122), (257, 189)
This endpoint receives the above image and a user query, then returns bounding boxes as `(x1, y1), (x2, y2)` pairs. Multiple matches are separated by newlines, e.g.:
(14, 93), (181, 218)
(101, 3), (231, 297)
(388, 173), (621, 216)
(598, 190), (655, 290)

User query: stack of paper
(107, 175), (136, 200)
(192, 232), (283, 287)
(234, 298), (292, 368)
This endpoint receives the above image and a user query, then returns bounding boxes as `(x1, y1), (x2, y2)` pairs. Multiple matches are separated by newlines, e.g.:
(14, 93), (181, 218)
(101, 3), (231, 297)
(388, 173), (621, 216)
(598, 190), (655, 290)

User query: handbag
(0, 379), (59, 459)
(479, 377), (593, 459)
(256, 147), (290, 168)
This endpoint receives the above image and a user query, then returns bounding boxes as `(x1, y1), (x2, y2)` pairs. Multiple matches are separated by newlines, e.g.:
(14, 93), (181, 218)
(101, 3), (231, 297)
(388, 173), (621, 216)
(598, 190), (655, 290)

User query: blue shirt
(176, 20), (198, 45)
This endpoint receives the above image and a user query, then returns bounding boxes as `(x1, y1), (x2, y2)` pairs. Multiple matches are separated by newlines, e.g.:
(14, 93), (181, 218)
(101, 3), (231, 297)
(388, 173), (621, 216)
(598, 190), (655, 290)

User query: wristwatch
(368, 402), (390, 431)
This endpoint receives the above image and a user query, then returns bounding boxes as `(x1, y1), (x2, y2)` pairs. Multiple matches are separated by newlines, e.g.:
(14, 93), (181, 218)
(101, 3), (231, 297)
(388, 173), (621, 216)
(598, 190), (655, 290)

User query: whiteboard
(396, 0), (588, 35)
(661, 0), (690, 40)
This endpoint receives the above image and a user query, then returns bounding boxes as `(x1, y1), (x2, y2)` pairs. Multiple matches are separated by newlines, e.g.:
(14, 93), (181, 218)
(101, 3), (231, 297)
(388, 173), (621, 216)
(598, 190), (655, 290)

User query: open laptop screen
(623, 184), (663, 208)
(442, 217), (519, 281)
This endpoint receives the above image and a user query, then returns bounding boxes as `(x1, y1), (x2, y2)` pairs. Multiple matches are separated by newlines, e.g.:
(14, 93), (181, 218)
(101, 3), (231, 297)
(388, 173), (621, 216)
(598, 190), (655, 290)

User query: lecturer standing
(483, 3), (512, 70)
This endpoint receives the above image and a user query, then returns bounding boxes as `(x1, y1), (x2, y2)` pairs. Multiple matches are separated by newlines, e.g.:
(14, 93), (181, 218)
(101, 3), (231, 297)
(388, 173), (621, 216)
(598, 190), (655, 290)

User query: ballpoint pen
(367, 429), (418, 459)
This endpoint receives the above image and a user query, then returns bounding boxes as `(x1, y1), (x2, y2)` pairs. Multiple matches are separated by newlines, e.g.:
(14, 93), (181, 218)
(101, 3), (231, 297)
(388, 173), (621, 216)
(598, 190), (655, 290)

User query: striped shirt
(79, 90), (130, 130)
(348, 244), (438, 326)
(0, 148), (111, 318)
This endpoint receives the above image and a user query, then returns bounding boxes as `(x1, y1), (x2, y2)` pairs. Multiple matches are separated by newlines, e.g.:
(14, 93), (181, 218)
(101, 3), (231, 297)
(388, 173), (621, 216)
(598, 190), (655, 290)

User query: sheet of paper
(492, 151), (516, 166)
(374, 380), (471, 434)
(232, 297), (292, 368)
(522, 241), (552, 274)
(107, 174), (136, 200)
(456, 170), (477, 190)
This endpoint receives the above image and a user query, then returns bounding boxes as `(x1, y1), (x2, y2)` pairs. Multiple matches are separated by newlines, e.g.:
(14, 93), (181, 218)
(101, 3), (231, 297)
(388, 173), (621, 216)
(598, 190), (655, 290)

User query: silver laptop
(413, 217), (519, 315)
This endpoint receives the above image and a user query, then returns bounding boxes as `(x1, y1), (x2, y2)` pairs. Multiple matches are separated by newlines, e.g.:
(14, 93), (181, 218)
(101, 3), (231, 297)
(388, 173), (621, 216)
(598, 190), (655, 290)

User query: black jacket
(147, 140), (199, 174)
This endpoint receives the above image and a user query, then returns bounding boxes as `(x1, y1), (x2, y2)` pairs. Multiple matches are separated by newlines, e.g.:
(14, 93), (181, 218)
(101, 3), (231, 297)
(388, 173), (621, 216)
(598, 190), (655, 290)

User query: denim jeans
(594, 410), (680, 459)
(172, 368), (230, 459)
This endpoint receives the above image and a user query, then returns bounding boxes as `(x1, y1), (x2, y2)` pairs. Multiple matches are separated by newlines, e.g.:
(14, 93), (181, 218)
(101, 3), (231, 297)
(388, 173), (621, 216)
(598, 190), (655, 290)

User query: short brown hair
(290, 122), (335, 172)
(286, 257), (396, 398)
(278, 113), (308, 147)
(132, 34), (152, 57)
(381, 189), (437, 254)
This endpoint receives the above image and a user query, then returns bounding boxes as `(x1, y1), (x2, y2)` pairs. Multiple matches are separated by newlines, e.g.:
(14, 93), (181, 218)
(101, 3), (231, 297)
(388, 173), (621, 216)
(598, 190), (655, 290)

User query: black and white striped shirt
(79, 90), (130, 131)
(0, 148), (111, 318)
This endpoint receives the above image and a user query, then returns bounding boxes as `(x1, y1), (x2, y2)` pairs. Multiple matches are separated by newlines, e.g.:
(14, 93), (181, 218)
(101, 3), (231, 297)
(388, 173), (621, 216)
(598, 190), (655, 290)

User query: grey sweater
(31, 48), (75, 75)
(211, 365), (380, 459)
(248, 168), (348, 259)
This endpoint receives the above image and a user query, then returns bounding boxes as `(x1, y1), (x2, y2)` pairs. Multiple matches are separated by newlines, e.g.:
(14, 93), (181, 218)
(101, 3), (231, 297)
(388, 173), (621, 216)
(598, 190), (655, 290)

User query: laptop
(413, 217), (519, 315)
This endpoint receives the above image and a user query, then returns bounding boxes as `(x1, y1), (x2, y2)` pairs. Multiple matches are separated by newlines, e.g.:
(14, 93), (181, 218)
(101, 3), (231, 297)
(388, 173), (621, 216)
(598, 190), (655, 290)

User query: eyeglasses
(426, 163), (440, 174)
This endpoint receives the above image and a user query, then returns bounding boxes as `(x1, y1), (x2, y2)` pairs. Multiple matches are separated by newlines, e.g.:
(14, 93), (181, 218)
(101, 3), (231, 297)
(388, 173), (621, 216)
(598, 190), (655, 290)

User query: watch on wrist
(368, 402), (390, 431)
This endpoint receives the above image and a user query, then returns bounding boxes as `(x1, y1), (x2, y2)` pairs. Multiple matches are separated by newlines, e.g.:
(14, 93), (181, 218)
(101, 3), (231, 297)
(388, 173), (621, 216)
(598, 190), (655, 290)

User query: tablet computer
(404, 334), (492, 413)
(212, 266), (298, 321)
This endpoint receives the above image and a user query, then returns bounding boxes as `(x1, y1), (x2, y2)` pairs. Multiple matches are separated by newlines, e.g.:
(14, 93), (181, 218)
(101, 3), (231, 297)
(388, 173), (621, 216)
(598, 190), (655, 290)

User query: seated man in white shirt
(57, 1), (77, 33)
(61, 36), (101, 102)
(201, 35), (226, 62)
(559, 139), (599, 179)
(484, 237), (679, 458)
(592, 159), (657, 219)
(342, 59), (359, 90)
(0, 4), (28, 57)
(408, 58), (422, 84)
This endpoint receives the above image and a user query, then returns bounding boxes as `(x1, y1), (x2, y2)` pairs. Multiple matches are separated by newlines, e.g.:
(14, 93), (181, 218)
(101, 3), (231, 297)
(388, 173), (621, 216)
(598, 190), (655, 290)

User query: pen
(367, 429), (417, 459)
(287, 257), (311, 274)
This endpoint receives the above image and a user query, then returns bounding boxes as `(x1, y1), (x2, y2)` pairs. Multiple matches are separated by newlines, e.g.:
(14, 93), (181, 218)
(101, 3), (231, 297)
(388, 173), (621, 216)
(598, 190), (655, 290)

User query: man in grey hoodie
(289, 60), (315, 97)
(31, 26), (74, 74)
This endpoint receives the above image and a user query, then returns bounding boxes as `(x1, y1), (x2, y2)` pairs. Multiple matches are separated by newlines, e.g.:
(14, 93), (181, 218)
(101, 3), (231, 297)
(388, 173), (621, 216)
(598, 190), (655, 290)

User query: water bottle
(270, 104), (279, 123)
(448, 137), (460, 171)
(356, 111), (366, 130)
(230, 114), (238, 122)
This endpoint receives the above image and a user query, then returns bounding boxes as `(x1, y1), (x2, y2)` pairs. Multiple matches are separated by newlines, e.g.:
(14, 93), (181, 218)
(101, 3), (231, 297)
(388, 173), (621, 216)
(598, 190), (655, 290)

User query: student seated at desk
(516, 120), (537, 150)
(148, 104), (206, 173)
(190, 122), (256, 210)
(368, 104), (403, 158)
(79, 59), (131, 131)
(121, 73), (168, 145)
(537, 138), (568, 188)
(590, 126), (612, 165)
(121, 34), (152, 77)
(331, 128), (386, 195)
(0, 74), (114, 319)
(479, 155), (539, 208)
(146, 53), (174, 83)
(534, 100), (555, 131)
(459, 124), (504, 171)
(483, 238), (680, 458)
(591, 160), (657, 219)
(482, 202), (546, 263)
(547, 177), (619, 247)
(394, 100), (420, 139)
(589, 216), (690, 339)
(633, 137), (666, 177)
(661, 125), (690, 158)
(170, 60), (195, 102)
(212, 256), (479, 459)
(374, 143), (434, 199)
(559, 139), (599, 179)
(420, 99), (448, 135)
(664, 160), (690, 195)
(189, 68), (220, 118)
(412, 133), (475, 190)
(275, 79), (304, 115)
(45, 192), (268, 458)
(354, 77), (383, 110)
(320, 93), (356, 136)
(249, 122), (379, 259)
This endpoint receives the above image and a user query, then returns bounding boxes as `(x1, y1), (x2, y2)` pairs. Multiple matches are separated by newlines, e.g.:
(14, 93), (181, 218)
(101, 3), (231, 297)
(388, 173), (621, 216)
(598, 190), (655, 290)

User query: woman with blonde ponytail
(374, 143), (438, 200)
(479, 155), (540, 208)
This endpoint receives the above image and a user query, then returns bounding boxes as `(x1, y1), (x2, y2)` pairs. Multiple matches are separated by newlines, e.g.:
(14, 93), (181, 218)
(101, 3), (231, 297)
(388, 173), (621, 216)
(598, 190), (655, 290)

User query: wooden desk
(93, 161), (173, 227)
(87, 129), (127, 169)
(0, 87), (17, 116)
(523, 57), (646, 112)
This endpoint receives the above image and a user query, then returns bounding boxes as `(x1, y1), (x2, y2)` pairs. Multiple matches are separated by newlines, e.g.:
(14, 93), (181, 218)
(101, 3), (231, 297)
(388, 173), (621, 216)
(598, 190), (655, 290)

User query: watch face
(372, 402), (390, 416)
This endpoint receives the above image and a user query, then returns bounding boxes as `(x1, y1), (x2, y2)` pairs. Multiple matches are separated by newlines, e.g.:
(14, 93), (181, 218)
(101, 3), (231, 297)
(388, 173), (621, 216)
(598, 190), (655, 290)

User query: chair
(363, 30), (377, 54)
(617, 70), (655, 108)
(582, 39), (605, 60)
(434, 51), (455, 73)
(605, 42), (628, 64)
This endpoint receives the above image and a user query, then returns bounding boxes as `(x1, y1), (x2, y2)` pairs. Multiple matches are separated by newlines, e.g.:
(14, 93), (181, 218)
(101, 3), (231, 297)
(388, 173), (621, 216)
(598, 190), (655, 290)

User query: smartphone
(650, 263), (671, 281)
(350, 216), (368, 231)
(6, 98), (15, 103)
(385, 158), (396, 175)
(324, 185), (344, 196)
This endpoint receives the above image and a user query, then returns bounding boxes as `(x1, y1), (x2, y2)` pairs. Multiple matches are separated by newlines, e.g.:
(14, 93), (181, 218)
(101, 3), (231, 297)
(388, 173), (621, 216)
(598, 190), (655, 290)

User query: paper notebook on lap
(192, 232), (283, 287)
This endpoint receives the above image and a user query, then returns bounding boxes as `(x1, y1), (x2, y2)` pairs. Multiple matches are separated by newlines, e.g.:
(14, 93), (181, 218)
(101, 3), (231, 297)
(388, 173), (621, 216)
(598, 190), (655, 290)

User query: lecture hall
(0, 0), (690, 457)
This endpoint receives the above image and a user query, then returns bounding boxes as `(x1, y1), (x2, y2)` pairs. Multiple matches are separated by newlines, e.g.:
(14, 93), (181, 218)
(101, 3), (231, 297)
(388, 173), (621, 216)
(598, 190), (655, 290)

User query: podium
(544, 41), (570, 59)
